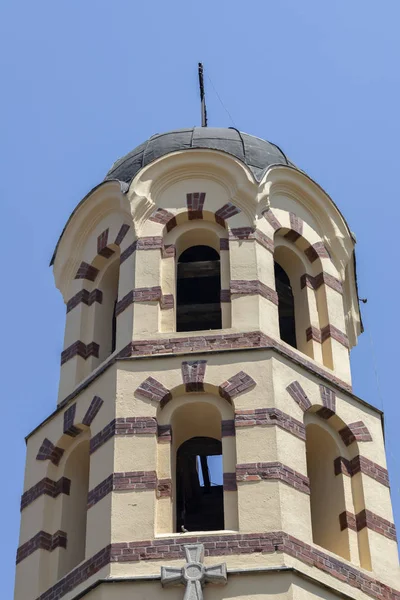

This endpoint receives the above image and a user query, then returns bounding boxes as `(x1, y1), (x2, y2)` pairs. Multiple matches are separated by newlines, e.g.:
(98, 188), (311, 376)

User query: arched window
(58, 440), (90, 577)
(306, 423), (350, 560)
(93, 258), (119, 363)
(274, 261), (297, 349)
(176, 245), (222, 332)
(176, 437), (224, 532)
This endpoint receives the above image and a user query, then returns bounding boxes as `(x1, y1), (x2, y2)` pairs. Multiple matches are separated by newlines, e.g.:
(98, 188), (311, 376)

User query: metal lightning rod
(198, 62), (208, 127)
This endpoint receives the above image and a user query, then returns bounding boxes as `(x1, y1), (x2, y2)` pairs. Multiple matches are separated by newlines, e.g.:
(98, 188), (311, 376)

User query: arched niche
(91, 254), (120, 365)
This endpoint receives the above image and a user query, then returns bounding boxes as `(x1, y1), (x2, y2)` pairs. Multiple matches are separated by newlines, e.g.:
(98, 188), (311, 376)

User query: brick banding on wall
(221, 419), (235, 437)
(157, 478), (172, 498)
(63, 403), (82, 437)
(220, 289), (231, 302)
(223, 472), (237, 491)
(254, 229), (274, 253)
(181, 360), (207, 392)
(82, 396), (104, 426)
(321, 324), (349, 348)
(339, 421), (373, 446)
(317, 384), (336, 419)
(214, 202), (240, 226)
(219, 371), (256, 402)
(339, 511), (358, 532)
(90, 417), (157, 454)
(162, 244), (176, 258)
(160, 294), (174, 309)
(334, 455), (390, 487)
(235, 408), (306, 441)
(136, 236), (163, 251)
(219, 238), (229, 250)
(66, 289), (103, 313)
(229, 226), (255, 240)
(186, 192), (206, 219)
(135, 377), (172, 407)
(262, 208), (282, 231)
(74, 261), (99, 282)
(36, 439), (64, 466)
(305, 241), (330, 263)
(35, 532), (400, 600)
(114, 223), (130, 246)
(61, 341), (99, 365)
(87, 471), (157, 508)
(230, 280), (279, 306)
(286, 381), (312, 412)
(97, 228), (115, 259)
(115, 287), (173, 316)
(301, 272), (343, 295)
(21, 477), (71, 511)
(339, 510), (397, 541)
(16, 530), (67, 564)
(236, 462), (310, 495)
(306, 326), (322, 343)
(157, 424), (172, 442)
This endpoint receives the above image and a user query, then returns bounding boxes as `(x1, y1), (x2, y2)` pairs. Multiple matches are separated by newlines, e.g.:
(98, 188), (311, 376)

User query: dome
(105, 127), (291, 183)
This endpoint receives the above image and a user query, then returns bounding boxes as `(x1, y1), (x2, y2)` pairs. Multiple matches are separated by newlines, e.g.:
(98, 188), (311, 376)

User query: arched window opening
(58, 440), (90, 577)
(274, 261), (297, 349)
(94, 258), (119, 363)
(176, 436), (224, 532)
(177, 245), (222, 332)
(306, 423), (350, 560)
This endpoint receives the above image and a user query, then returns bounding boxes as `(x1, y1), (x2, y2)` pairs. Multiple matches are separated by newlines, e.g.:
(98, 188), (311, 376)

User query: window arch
(58, 440), (90, 577)
(306, 422), (350, 560)
(176, 245), (222, 332)
(92, 257), (119, 364)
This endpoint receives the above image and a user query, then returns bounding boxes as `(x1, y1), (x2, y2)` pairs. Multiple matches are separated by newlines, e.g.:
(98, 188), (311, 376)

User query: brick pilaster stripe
(82, 395), (104, 426)
(305, 241), (330, 263)
(157, 424), (172, 442)
(305, 324), (349, 348)
(157, 479), (172, 498)
(63, 403), (82, 437)
(181, 360), (207, 392)
(219, 371), (256, 402)
(87, 471), (157, 508)
(223, 472), (237, 491)
(135, 376), (172, 407)
(221, 419), (235, 437)
(235, 408), (305, 441)
(16, 530), (67, 564)
(236, 462), (310, 495)
(317, 384), (336, 419)
(74, 261), (99, 281)
(339, 421), (373, 446)
(230, 279), (279, 305)
(301, 272), (343, 295)
(334, 455), (390, 487)
(339, 509), (397, 541)
(306, 326), (322, 343)
(215, 202), (241, 226)
(286, 381), (312, 412)
(117, 331), (352, 393)
(34, 531), (400, 600)
(186, 192), (206, 219)
(90, 417), (158, 454)
(115, 223), (130, 246)
(66, 289), (103, 313)
(20, 477), (71, 511)
(61, 341), (99, 365)
(116, 287), (174, 316)
(36, 438), (64, 466)
(97, 228), (115, 259)
(228, 228), (274, 254)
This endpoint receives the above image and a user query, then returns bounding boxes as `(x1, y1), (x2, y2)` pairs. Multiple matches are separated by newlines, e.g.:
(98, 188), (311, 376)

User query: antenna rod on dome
(198, 62), (208, 127)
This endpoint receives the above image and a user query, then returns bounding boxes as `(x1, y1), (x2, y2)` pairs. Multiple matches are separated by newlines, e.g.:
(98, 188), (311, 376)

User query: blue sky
(1, 1), (400, 596)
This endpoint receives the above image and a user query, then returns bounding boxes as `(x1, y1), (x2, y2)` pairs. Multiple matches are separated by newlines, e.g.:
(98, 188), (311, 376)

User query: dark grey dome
(105, 127), (291, 183)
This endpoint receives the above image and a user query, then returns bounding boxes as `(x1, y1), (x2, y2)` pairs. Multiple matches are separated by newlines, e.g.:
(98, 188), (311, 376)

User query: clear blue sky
(1, 1), (399, 596)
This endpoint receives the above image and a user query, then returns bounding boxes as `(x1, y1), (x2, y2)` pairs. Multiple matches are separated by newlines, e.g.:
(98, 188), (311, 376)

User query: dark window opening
(176, 436), (224, 532)
(177, 245), (222, 332)
(274, 261), (297, 349)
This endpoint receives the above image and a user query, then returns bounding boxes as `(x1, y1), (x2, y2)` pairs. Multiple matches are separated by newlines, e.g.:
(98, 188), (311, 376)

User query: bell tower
(14, 128), (399, 600)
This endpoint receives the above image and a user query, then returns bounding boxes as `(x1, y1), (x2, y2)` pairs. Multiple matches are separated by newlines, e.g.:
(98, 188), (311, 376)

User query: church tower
(15, 128), (399, 600)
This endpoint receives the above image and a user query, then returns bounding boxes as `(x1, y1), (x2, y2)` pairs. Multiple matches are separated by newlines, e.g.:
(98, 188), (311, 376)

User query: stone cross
(161, 543), (227, 600)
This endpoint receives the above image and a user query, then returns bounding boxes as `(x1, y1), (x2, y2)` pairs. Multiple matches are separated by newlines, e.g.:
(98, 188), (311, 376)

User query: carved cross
(161, 543), (227, 600)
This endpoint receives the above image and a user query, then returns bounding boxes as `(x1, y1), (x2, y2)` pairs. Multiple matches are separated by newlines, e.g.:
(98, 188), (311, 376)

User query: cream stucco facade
(14, 131), (399, 600)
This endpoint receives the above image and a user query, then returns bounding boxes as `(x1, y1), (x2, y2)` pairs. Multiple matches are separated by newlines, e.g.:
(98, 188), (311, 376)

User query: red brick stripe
(236, 462), (310, 494)
(339, 421), (373, 446)
(115, 287), (173, 316)
(301, 273), (343, 294)
(61, 341), (99, 365)
(235, 408), (305, 441)
(36, 439), (64, 466)
(334, 455), (390, 487)
(229, 226), (255, 240)
(157, 479), (172, 498)
(157, 424), (172, 442)
(87, 471), (157, 508)
(82, 396), (104, 426)
(181, 360), (207, 392)
(340, 510), (396, 541)
(186, 192), (206, 219)
(220, 238), (229, 250)
(223, 472), (237, 491)
(221, 419), (235, 437)
(220, 289), (231, 302)
(34, 532), (400, 600)
(120, 240), (137, 264)
(286, 381), (312, 412)
(74, 262), (99, 281)
(284, 213), (303, 242)
(321, 324), (349, 348)
(90, 417), (157, 454)
(339, 511), (357, 532)
(219, 371), (256, 402)
(20, 477), (71, 511)
(16, 530), (67, 564)
(66, 289), (102, 313)
(306, 326), (322, 343)
(230, 280), (279, 305)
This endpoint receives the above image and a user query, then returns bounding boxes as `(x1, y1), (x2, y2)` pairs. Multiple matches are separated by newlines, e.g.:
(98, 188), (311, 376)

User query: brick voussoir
(35, 532), (400, 600)
(339, 421), (373, 446)
(219, 371), (256, 402)
(286, 381), (312, 412)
